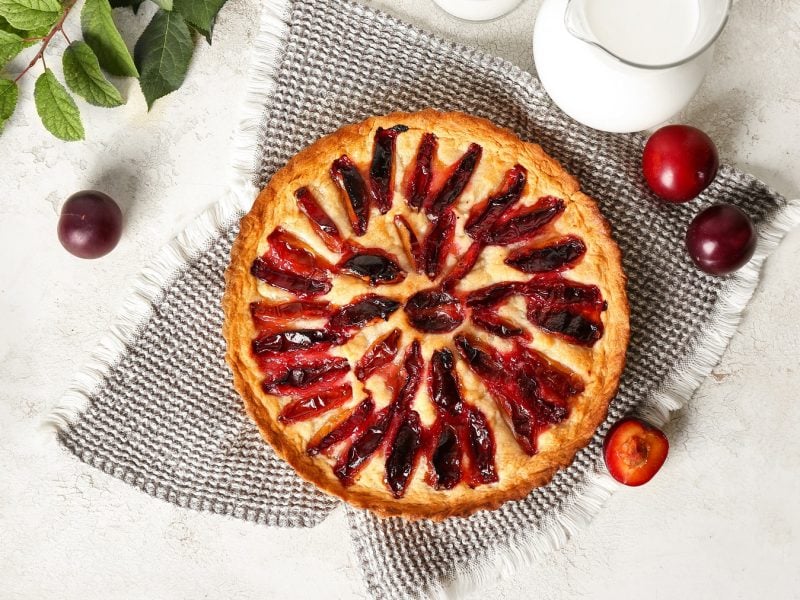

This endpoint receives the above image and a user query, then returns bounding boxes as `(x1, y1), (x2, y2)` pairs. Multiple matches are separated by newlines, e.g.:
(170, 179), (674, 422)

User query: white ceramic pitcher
(533, 0), (731, 132)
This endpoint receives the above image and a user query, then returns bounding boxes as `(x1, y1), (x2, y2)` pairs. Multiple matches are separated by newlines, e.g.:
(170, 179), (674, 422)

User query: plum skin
(642, 125), (719, 203)
(686, 203), (756, 276)
(58, 190), (123, 259)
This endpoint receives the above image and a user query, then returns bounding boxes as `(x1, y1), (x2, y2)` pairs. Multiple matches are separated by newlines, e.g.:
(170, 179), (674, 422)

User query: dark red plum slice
(250, 300), (332, 329)
(337, 250), (407, 286)
(506, 236), (586, 273)
(355, 328), (402, 381)
(442, 241), (484, 291)
(370, 125), (408, 214)
(252, 328), (345, 355)
(393, 214), (423, 273)
(265, 228), (333, 277)
(405, 133), (437, 210)
(262, 356), (350, 395)
(308, 396), (374, 456)
(464, 408), (498, 485)
(524, 277), (605, 307)
(422, 210), (456, 280)
(471, 310), (525, 338)
(331, 155), (370, 236)
(515, 344), (585, 401)
(454, 334), (504, 380)
(394, 340), (424, 412)
(279, 384), (353, 423)
(295, 187), (344, 252)
(334, 405), (395, 485)
(404, 288), (465, 333)
(527, 307), (603, 346)
(385, 411), (423, 498)
(465, 164), (527, 241)
(484, 196), (565, 246)
(327, 295), (401, 331)
(429, 348), (464, 416)
(250, 257), (331, 298)
(466, 281), (522, 309)
(517, 372), (569, 425)
(425, 143), (482, 220)
(430, 423), (462, 490)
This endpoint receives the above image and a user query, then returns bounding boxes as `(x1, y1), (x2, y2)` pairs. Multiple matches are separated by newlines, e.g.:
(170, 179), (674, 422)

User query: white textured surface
(1, 0), (799, 598)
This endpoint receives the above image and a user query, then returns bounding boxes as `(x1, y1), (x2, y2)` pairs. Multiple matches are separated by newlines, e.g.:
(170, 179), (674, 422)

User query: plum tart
(223, 110), (629, 519)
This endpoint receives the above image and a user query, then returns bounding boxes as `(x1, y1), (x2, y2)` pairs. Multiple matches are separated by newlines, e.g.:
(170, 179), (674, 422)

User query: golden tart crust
(223, 110), (629, 520)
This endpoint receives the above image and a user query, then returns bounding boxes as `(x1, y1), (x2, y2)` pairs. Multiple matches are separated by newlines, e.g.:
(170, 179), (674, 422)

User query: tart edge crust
(222, 109), (630, 520)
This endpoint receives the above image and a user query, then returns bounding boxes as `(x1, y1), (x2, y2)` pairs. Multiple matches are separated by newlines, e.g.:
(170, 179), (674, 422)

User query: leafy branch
(0, 0), (228, 139)
(13, 0), (76, 81)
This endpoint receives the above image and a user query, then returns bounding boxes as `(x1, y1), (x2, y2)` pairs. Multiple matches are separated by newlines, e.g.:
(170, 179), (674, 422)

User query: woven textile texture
(57, 1), (789, 598)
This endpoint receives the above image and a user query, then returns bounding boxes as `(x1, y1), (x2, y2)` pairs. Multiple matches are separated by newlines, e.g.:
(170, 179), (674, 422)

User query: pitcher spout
(563, 0), (598, 45)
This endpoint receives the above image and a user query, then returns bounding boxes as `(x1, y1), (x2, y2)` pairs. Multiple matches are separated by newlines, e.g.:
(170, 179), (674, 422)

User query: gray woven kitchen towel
(48, 0), (799, 598)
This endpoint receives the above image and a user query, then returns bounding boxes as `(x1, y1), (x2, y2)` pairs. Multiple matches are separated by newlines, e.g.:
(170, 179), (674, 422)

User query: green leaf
(189, 23), (211, 45)
(34, 69), (84, 140)
(0, 27), (32, 68)
(81, 0), (138, 77)
(0, 15), (48, 37)
(109, 0), (142, 13)
(0, 14), (23, 34)
(150, 0), (172, 11)
(173, 0), (226, 42)
(0, 0), (59, 32)
(134, 9), (192, 109)
(0, 76), (18, 132)
(63, 41), (124, 107)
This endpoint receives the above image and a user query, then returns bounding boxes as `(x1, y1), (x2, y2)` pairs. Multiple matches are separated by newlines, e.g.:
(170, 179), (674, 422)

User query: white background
(1, 0), (799, 598)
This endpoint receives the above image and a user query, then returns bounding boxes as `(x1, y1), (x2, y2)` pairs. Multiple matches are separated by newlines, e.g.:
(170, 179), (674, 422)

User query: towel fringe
(228, 0), (291, 208)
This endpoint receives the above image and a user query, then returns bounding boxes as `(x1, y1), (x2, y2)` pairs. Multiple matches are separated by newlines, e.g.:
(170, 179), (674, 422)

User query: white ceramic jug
(533, 0), (731, 132)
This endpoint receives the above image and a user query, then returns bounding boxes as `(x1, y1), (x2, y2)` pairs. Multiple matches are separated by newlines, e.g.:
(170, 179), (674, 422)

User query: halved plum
(604, 418), (669, 486)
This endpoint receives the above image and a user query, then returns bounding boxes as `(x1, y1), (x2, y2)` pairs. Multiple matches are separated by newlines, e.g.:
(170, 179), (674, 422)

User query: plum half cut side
(604, 418), (669, 486)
